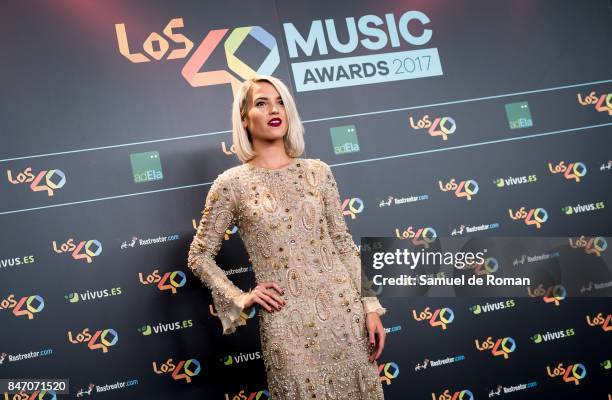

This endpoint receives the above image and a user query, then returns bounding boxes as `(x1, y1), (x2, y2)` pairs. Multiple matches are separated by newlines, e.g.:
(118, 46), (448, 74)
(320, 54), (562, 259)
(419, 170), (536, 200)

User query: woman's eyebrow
(254, 96), (282, 102)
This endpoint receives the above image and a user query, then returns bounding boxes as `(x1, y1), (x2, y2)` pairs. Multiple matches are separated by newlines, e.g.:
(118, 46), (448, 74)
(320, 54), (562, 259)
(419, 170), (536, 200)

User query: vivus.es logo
(138, 320), (194, 336)
(531, 328), (575, 344)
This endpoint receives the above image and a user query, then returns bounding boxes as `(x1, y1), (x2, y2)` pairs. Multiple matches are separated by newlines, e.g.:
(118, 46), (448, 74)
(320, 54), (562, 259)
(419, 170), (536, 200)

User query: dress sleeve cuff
(219, 292), (249, 335)
(362, 297), (387, 317)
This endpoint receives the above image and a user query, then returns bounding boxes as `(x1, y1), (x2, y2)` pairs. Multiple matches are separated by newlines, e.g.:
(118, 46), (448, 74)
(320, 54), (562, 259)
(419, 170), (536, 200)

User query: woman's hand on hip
(243, 282), (285, 312)
(366, 312), (386, 363)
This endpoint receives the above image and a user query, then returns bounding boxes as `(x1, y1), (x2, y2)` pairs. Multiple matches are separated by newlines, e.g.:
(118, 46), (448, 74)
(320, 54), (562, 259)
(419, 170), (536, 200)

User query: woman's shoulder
(212, 164), (244, 186)
(301, 157), (330, 173)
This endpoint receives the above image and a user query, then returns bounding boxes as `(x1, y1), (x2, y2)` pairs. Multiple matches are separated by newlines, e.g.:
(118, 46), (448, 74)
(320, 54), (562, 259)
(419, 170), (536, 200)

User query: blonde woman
(187, 75), (386, 399)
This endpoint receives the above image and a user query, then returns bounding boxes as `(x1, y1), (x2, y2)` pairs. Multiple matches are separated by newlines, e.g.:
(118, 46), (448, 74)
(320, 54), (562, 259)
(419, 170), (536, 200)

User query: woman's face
(242, 81), (288, 142)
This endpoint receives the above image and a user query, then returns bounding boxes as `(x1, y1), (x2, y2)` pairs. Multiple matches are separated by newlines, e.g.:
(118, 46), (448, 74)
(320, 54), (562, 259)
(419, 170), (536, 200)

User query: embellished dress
(187, 157), (386, 400)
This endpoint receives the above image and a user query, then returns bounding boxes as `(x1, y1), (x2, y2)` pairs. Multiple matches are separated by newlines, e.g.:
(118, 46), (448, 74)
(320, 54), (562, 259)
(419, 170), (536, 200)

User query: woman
(187, 75), (386, 399)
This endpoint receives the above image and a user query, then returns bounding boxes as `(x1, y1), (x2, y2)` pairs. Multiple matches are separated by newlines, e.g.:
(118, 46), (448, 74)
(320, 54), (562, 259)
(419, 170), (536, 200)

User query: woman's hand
(366, 312), (386, 363)
(243, 282), (286, 313)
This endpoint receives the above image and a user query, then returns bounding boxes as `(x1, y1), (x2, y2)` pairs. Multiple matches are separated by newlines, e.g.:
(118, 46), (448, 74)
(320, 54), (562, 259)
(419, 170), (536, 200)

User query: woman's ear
(242, 117), (248, 130)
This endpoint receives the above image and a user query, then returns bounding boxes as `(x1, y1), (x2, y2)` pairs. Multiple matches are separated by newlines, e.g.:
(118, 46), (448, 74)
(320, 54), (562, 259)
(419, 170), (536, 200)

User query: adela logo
(330, 125), (360, 155)
(115, 18), (279, 92)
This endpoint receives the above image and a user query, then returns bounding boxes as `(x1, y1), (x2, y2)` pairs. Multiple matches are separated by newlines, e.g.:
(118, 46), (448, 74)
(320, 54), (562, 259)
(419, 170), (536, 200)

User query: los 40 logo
(2, 390), (58, 400)
(577, 91), (612, 115)
(68, 328), (118, 353)
(412, 307), (454, 330)
(438, 178), (479, 200)
(224, 390), (270, 400)
(409, 115), (457, 141)
(378, 362), (400, 385)
(431, 389), (474, 400)
(395, 226), (438, 248)
(508, 207), (548, 229)
(528, 284), (567, 306)
(0, 294), (45, 319)
(115, 18), (279, 93)
(153, 358), (201, 383)
(6, 167), (66, 196)
(548, 161), (587, 182)
(139, 269), (187, 294)
(341, 198), (364, 219)
(547, 362), (587, 385)
(52, 238), (102, 263)
(475, 336), (516, 359)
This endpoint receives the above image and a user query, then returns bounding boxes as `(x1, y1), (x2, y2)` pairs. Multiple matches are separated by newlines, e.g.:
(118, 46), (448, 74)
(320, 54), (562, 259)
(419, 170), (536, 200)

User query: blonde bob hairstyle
(231, 75), (305, 163)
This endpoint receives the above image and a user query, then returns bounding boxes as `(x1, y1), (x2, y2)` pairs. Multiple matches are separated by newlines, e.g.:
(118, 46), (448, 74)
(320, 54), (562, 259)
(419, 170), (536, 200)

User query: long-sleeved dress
(187, 157), (386, 400)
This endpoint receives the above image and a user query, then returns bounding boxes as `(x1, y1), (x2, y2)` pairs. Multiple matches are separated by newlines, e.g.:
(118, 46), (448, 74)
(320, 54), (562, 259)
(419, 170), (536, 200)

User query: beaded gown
(187, 157), (386, 400)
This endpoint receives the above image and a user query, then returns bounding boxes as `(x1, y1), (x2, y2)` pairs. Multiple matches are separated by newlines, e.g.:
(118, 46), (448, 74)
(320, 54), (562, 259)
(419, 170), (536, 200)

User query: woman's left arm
(318, 160), (387, 317)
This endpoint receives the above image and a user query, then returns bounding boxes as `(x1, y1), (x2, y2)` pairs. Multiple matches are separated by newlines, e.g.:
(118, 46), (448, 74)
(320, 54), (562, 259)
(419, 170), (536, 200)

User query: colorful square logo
(130, 151), (163, 183)
(505, 101), (533, 130)
(330, 125), (360, 155)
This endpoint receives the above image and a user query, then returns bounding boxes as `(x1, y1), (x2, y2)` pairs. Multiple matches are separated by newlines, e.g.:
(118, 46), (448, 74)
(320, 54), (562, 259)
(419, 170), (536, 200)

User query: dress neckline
(245, 157), (300, 172)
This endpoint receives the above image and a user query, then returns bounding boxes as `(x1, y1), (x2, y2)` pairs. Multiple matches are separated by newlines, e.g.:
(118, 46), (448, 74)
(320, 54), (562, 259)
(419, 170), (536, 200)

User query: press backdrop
(1, 1), (611, 399)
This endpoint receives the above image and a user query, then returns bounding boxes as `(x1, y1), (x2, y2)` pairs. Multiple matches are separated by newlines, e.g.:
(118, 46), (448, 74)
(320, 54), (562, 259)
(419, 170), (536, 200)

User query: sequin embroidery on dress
(188, 158), (386, 400)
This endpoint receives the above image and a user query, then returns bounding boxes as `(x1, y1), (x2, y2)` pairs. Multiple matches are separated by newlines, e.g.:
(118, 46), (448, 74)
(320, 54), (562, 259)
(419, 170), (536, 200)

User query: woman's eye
(256, 102), (265, 107)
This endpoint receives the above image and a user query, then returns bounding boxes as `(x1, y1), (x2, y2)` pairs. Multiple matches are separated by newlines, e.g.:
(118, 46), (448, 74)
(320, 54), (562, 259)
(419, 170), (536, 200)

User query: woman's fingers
(373, 325), (386, 361)
(366, 316), (386, 363)
(258, 290), (281, 310)
(261, 281), (285, 296)
(246, 282), (286, 313)
(257, 282), (285, 304)
(263, 287), (285, 306)
(254, 288), (283, 311)
(252, 296), (272, 313)
(368, 324), (376, 349)
(367, 323), (376, 362)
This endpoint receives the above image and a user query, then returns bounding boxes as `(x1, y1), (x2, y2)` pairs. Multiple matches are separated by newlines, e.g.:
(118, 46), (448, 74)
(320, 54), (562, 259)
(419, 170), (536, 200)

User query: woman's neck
(248, 141), (293, 169)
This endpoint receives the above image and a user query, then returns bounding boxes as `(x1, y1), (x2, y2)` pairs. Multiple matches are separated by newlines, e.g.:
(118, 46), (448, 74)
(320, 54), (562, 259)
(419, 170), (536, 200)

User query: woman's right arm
(187, 173), (249, 335)
(187, 172), (285, 334)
